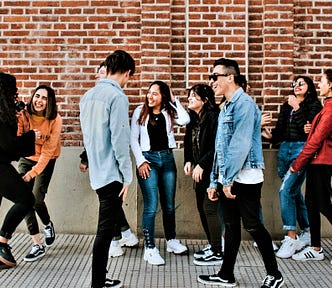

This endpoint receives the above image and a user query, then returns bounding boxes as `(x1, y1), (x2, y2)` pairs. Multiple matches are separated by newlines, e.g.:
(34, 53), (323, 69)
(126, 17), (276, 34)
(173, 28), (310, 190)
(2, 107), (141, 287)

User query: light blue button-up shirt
(80, 79), (132, 190)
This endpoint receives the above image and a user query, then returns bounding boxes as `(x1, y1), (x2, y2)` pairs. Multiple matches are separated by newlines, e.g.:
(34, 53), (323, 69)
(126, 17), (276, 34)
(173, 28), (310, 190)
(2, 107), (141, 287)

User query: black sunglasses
(209, 73), (230, 82)
(292, 80), (306, 88)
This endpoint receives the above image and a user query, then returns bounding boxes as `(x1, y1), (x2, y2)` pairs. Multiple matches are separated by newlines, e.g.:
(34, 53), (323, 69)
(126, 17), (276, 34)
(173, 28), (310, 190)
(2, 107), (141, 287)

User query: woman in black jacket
(184, 84), (223, 265)
(263, 75), (322, 259)
(0, 72), (35, 269)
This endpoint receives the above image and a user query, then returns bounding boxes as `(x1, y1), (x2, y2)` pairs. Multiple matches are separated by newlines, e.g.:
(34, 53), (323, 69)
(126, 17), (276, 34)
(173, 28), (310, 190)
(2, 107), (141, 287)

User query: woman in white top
(131, 81), (190, 265)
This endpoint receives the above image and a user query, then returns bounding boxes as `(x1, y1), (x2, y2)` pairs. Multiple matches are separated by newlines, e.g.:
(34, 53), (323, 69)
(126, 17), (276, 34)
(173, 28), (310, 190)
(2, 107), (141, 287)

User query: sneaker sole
(120, 240), (139, 247)
(197, 276), (236, 287)
(45, 240), (55, 248)
(143, 257), (165, 266)
(193, 259), (223, 266)
(292, 256), (324, 261)
(166, 247), (188, 255)
(109, 251), (125, 258)
(23, 252), (46, 262)
(0, 256), (16, 267)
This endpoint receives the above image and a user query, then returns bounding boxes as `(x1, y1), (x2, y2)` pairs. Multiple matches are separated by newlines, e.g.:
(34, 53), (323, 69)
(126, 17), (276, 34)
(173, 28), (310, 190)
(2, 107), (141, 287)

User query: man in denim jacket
(198, 58), (284, 288)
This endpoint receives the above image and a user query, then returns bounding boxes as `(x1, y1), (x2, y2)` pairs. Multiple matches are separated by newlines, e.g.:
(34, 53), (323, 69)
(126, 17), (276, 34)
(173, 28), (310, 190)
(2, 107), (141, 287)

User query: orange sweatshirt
(17, 110), (62, 178)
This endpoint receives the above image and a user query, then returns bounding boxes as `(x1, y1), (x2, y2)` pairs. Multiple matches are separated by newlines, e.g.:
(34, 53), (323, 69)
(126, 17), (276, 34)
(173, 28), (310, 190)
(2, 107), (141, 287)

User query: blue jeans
(277, 141), (310, 231)
(138, 149), (176, 248)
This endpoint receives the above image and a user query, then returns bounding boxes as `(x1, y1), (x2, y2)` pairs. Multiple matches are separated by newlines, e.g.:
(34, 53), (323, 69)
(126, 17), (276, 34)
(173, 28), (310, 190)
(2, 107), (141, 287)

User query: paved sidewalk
(1, 233), (332, 287)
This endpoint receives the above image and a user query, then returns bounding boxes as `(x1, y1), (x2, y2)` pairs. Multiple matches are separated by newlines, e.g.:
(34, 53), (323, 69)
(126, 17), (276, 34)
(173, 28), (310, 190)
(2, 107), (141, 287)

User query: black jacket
(0, 123), (35, 164)
(184, 110), (219, 187)
(271, 99), (322, 145)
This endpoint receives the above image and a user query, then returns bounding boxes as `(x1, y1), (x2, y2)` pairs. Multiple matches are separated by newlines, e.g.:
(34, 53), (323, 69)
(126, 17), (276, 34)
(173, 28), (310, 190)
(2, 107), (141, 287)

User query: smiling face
(147, 84), (163, 113)
(188, 90), (204, 113)
(32, 88), (48, 115)
(292, 78), (308, 98)
(318, 74), (332, 97)
(209, 65), (231, 98)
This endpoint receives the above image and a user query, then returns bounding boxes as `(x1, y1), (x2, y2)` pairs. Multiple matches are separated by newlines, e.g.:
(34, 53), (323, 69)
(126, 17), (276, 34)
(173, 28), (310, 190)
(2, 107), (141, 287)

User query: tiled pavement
(1, 233), (332, 287)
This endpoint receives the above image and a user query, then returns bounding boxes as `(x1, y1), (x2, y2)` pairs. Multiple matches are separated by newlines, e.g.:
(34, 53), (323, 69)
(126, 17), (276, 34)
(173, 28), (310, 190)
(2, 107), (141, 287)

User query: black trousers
(0, 163), (35, 239)
(305, 164), (332, 247)
(91, 181), (123, 288)
(217, 181), (279, 279)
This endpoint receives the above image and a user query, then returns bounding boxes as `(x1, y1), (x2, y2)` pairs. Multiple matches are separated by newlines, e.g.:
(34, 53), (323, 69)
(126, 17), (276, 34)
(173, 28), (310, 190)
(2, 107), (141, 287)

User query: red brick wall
(0, 0), (331, 147)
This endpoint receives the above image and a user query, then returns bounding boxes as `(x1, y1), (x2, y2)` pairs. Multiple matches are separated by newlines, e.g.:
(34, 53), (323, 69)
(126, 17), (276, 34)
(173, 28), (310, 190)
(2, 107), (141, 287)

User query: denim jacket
(210, 88), (265, 188)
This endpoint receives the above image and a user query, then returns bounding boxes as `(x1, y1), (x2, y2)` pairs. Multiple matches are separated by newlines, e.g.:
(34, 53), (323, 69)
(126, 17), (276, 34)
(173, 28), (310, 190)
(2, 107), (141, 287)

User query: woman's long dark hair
(0, 72), (18, 128)
(292, 75), (318, 105)
(187, 84), (217, 124)
(138, 81), (177, 125)
(26, 85), (58, 120)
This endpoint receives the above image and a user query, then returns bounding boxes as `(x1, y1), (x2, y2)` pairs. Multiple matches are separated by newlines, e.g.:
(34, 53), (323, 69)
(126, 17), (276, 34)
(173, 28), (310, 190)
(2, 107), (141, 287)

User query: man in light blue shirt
(198, 58), (284, 288)
(80, 50), (135, 288)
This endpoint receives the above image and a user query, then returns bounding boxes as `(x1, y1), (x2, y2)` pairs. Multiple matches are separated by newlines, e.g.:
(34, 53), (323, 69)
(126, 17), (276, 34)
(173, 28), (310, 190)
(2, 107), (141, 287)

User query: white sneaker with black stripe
(292, 246), (324, 261)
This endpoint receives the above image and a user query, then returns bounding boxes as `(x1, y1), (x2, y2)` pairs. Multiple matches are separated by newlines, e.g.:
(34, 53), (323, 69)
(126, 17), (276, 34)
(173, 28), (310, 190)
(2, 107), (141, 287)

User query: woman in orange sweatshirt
(17, 85), (62, 262)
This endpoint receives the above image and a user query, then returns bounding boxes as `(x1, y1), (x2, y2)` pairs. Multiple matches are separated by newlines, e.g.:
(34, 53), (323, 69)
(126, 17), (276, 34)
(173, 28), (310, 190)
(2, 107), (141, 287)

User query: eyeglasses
(292, 80), (306, 88)
(209, 73), (230, 82)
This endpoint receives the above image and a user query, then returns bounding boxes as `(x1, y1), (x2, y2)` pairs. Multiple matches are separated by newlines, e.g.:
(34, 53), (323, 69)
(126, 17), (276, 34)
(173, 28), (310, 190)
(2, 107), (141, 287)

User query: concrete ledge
(1, 147), (332, 239)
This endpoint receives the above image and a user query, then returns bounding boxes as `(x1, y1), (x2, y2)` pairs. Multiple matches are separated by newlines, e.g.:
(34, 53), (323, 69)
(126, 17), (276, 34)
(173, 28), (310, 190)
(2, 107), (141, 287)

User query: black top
(0, 123), (35, 164)
(184, 110), (219, 187)
(271, 99), (322, 145)
(147, 113), (169, 151)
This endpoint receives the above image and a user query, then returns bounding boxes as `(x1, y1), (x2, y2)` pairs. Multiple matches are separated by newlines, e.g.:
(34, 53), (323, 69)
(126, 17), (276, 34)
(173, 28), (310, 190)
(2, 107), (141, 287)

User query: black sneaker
(193, 252), (223, 266)
(104, 278), (122, 287)
(44, 222), (55, 247)
(0, 243), (16, 267)
(23, 244), (46, 262)
(198, 274), (237, 287)
(261, 273), (284, 288)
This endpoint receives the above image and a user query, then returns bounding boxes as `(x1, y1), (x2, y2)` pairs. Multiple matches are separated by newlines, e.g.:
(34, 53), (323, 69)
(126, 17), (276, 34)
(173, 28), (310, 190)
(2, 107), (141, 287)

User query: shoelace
(262, 275), (274, 286)
(30, 245), (41, 254)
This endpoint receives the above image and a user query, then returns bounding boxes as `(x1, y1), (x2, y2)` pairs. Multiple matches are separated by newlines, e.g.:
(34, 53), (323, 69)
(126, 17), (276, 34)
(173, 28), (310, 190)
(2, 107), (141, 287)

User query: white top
(130, 98), (190, 168)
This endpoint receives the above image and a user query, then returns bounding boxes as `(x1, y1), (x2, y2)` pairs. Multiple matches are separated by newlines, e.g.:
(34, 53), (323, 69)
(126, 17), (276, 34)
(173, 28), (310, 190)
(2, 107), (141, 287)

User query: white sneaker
(108, 242), (124, 258)
(298, 232), (311, 249)
(119, 233), (139, 247)
(166, 239), (188, 254)
(144, 247), (165, 265)
(292, 246), (324, 261)
(276, 236), (302, 258)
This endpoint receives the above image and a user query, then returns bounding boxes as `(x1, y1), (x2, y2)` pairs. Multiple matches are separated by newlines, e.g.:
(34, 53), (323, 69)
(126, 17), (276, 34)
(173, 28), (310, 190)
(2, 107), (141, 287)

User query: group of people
(0, 50), (331, 288)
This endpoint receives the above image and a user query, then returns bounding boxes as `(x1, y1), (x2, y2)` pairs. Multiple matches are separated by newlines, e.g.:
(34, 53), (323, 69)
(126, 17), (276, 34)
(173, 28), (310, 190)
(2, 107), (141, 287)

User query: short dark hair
(213, 58), (242, 85)
(105, 50), (135, 76)
(27, 85), (58, 120)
